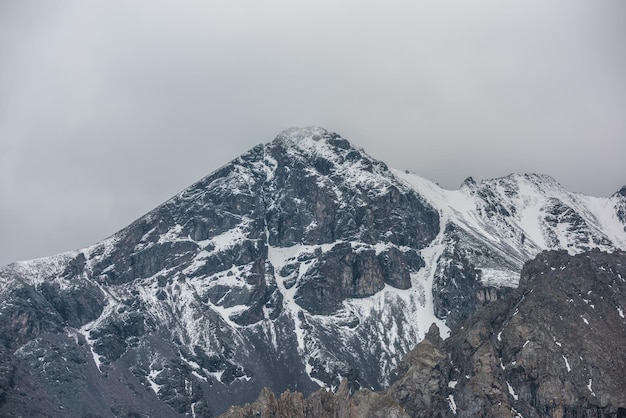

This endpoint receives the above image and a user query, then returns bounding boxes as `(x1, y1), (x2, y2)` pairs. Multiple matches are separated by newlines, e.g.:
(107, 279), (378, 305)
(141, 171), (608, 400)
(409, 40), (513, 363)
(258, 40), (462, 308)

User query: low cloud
(1, 0), (624, 264)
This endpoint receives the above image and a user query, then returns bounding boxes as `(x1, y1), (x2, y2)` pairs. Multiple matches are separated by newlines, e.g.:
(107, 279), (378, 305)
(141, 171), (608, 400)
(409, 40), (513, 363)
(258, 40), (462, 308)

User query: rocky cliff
(221, 249), (626, 417)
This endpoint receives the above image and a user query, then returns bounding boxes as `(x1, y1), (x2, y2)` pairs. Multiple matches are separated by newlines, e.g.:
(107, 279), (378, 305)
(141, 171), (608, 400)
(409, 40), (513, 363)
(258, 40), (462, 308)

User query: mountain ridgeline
(0, 127), (624, 417)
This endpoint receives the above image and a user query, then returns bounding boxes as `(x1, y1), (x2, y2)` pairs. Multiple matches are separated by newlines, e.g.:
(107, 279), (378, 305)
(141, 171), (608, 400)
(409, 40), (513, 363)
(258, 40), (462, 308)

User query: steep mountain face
(0, 127), (624, 417)
(395, 171), (626, 329)
(221, 249), (626, 417)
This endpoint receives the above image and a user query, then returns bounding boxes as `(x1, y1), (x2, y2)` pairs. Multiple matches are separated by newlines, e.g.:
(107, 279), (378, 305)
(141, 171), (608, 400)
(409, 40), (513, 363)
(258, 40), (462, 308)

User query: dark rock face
(614, 187), (626, 229)
(36, 280), (105, 328)
(294, 243), (419, 315)
(423, 249), (626, 417)
(222, 250), (626, 417)
(295, 243), (386, 315)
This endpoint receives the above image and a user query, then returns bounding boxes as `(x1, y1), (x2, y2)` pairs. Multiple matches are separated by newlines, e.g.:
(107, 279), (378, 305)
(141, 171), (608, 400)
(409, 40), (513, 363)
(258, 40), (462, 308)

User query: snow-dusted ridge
(393, 169), (626, 288)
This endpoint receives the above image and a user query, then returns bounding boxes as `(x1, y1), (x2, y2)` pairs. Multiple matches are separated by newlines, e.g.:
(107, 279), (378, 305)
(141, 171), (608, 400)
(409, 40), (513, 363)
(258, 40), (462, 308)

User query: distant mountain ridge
(0, 127), (624, 416)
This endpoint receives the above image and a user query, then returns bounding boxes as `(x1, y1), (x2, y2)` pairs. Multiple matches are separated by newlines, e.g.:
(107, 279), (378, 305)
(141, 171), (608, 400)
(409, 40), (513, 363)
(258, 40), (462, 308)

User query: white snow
(511, 407), (525, 418)
(587, 379), (596, 397)
(447, 394), (458, 415)
(516, 179), (549, 249)
(306, 367), (327, 388)
(373, 242), (391, 255)
(210, 303), (248, 329)
(147, 369), (164, 395)
(584, 196), (626, 249)
(208, 225), (249, 252)
(266, 238), (346, 387)
(562, 355), (571, 372)
(158, 224), (183, 244)
(179, 354), (201, 370)
(136, 269), (249, 362)
(507, 381), (519, 400)
(618, 307), (625, 318)
(448, 380), (458, 389)
(209, 370), (224, 382)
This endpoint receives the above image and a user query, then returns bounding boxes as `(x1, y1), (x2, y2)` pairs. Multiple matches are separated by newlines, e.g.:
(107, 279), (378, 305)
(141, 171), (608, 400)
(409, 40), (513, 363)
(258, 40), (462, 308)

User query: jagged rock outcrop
(222, 249), (626, 418)
(397, 249), (626, 417)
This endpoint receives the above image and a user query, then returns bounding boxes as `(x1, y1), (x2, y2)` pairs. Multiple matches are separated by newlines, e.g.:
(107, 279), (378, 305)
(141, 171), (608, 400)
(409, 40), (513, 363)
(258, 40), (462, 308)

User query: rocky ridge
(0, 127), (625, 416)
(395, 170), (626, 329)
(221, 249), (626, 417)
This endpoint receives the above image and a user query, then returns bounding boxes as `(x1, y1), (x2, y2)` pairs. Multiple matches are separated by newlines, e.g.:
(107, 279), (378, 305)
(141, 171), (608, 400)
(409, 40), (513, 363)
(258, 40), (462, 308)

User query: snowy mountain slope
(394, 170), (626, 328)
(0, 127), (624, 416)
(396, 171), (626, 274)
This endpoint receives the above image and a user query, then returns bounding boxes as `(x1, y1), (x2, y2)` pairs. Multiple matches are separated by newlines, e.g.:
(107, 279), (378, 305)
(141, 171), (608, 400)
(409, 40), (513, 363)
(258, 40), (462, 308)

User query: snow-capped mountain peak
(0, 128), (624, 416)
(274, 126), (331, 145)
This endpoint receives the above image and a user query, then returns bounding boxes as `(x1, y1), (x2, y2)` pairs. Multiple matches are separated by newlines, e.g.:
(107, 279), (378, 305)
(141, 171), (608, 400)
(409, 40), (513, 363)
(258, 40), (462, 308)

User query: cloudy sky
(1, 1), (625, 265)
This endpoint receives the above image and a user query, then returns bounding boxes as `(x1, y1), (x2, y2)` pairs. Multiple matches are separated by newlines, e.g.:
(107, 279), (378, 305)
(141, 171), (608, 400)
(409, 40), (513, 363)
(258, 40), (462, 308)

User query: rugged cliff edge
(221, 249), (626, 418)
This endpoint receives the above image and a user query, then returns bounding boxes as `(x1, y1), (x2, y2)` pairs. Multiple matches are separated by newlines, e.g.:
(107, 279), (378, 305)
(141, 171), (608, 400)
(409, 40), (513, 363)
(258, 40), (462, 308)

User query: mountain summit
(1, 128), (625, 416)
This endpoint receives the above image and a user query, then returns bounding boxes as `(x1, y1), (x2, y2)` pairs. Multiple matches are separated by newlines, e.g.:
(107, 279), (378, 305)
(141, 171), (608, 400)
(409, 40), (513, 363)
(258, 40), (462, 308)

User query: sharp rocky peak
(274, 126), (333, 144)
(267, 126), (377, 169)
(614, 185), (626, 198)
(503, 173), (564, 191)
(272, 126), (356, 149)
(460, 173), (562, 192)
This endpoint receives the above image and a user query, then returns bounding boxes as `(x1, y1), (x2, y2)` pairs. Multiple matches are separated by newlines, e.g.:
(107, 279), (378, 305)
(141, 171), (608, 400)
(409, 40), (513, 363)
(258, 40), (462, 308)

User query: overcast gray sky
(1, 1), (625, 265)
